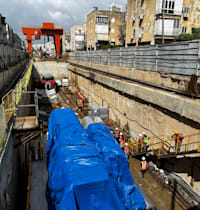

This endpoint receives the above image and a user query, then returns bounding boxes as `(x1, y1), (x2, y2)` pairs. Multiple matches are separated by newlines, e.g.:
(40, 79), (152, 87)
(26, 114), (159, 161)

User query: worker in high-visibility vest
(114, 128), (120, 143)
(172, 130), (184, 153)
(124, 142), (129, 160)
(142, 132), (149, 152)
(65, 100), (70, 108)
(79, 100), (83, 112)
(141, 156), (147, 178)
(138, 133), (143, 152)
(119, 132), (124, 149)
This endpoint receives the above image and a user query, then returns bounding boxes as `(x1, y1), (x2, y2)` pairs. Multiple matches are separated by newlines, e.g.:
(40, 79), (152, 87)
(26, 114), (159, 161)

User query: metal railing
(0, 60), (33, 149)
(128, 132), (200, 157)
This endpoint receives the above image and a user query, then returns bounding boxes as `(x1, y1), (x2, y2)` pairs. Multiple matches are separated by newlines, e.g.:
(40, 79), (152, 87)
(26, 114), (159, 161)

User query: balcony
(155, 28), (180, 36)
(156, 9), (182, 16)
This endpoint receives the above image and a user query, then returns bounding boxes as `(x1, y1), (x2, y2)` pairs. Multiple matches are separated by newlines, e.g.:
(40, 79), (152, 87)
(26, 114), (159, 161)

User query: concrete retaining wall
(68, 64), (200, 125)
(68, 67), (199, 137)
(0, 60), (28, 96)
(33, 62), (68, 79)
(0, 44), (27, 70)
(0, 131), (25, 210)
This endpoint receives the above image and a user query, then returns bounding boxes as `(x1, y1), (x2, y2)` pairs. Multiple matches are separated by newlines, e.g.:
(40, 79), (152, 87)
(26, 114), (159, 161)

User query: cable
(79, 85), (162, 140)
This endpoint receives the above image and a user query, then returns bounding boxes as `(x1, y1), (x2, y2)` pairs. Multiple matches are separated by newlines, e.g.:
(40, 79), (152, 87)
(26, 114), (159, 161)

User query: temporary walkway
(128, 132), (200, 158)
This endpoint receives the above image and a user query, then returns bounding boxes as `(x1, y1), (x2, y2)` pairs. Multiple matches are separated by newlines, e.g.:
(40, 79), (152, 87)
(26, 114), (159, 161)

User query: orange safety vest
(114, 130), (119, 138)
(79, 100), (83, 107)
(124, 146), (129, 154)
(120, 140), (125, 148)
(141, 161), (147, 170)
(119, 136), (124, 142)
(138, 137), (143, 146)
(174, 133), (182, 143)
(65, 104), (68, 108)
(67, 101), (70, 105)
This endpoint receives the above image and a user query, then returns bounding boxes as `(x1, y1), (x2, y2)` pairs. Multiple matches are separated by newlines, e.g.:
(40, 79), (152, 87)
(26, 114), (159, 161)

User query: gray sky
(1, 0), (126, 41)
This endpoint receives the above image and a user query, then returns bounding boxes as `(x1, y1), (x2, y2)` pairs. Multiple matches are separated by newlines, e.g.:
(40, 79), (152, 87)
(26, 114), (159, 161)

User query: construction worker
(114, 128), (120, 143)
(124, 142), (129, 160)
(119, 132), (125, 150)
(79, 100), (83, 112)
(141, 156), (147, 178)
(142, 132), (149, 152)
(65, 100), (70, 108)
(138, 133), (143, 152)
(172, 130), (184, 153)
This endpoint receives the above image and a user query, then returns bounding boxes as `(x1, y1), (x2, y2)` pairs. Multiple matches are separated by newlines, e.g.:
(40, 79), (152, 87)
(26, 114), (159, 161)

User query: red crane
(22, 23), (63, 57)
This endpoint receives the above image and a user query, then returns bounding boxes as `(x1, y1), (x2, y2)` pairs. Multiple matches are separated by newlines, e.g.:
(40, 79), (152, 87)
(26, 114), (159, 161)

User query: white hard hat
(142, 131), (146, 135)
(111, 131), (113, 133)
(160, 169), (164, 174)
(139, 133), (142, 137)
(125, 142), (128, 146)
(115, 127), (118, 130)
(142, 156), (145, 161)
(120, 132), (123, 135)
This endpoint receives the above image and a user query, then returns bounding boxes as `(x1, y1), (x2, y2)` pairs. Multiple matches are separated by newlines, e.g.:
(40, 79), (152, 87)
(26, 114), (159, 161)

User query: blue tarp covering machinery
(46, 108), (146, 210)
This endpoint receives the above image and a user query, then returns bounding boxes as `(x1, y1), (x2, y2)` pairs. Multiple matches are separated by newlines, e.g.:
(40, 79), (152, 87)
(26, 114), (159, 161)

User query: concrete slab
(30, 135), (48, 210)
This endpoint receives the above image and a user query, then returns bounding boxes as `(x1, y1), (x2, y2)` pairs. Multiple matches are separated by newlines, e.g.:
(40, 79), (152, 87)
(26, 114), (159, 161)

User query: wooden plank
(14, 116), (37, 130)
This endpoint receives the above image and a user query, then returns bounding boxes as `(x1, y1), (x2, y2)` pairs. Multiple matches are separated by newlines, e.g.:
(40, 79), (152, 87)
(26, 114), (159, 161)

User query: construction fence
(0, 60), (33, 148)
(70, 40), (200, 77)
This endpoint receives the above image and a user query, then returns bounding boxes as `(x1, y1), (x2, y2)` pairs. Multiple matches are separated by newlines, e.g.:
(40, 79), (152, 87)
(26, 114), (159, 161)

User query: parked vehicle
(36, 73), (56, 89)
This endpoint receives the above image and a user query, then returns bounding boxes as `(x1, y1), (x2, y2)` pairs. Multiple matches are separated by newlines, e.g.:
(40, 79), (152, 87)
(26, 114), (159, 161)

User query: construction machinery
(22, 23), (63, 57)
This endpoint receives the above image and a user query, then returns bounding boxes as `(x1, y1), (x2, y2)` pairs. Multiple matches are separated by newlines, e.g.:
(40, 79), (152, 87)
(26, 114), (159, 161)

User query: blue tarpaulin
(87, 123), (146, 209)
(47, 108), (146, 210)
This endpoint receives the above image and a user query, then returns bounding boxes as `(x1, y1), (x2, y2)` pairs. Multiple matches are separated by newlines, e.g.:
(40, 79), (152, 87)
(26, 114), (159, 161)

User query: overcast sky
(1, 0), (126, 41)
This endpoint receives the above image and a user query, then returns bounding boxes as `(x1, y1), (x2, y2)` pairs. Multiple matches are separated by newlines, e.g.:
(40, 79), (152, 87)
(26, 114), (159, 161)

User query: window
(111, 18), (115, 23)
(133, 29), (136, 36)
(183, 6), (189, 19)
(184, 6), (189, 14)
(173, 19), (180, 29)
(162, 0), (175, 14)
(134, 10), (137, 18)
(141, 8), (145, 15)
(111, 28), (115, 33)
(182, 26), (187, 34)
(96, 16), (109, 24)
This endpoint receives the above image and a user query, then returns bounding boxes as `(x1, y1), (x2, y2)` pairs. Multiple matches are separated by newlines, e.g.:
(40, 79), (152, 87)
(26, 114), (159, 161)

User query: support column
(54, 35), (61, 58)
(27, 41), (32, 57)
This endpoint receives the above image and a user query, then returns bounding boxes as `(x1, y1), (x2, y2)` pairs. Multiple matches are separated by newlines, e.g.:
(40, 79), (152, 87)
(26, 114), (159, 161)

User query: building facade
(86, 6), (126, 50)
(71, 25), (86, 51)
(126, 0), (200, 46)
(62, 33), (71, 53)
(0, 13), (25, 50)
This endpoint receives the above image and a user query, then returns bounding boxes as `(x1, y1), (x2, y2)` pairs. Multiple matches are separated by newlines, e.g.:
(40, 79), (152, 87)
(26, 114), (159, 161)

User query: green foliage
(174, 28), (200, 42)
(100, 44), (124, 49)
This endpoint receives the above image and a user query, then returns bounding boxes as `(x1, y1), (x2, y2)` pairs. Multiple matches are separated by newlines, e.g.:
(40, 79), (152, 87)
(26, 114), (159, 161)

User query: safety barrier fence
(70, 40), (200, 77)
(0, 60), (33, 149)
(128, 132), (200, 157)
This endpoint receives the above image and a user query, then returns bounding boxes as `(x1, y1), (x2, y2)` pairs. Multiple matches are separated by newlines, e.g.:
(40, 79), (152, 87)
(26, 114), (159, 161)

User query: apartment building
(126, 0), (200, 46)
(32, 41), (56, 56)
(71, 25), (86, 51)
(86, 5), (126, 50)
(62, 32), (71, 53)
(0, 13), (24, 49)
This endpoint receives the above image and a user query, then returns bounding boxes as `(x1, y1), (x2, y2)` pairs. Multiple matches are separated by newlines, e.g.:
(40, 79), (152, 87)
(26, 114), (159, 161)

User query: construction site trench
(1, 60), (200, 210)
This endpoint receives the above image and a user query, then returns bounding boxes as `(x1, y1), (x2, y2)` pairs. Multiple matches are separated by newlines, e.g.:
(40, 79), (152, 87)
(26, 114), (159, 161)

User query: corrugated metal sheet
(70, 40), (200, 76)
